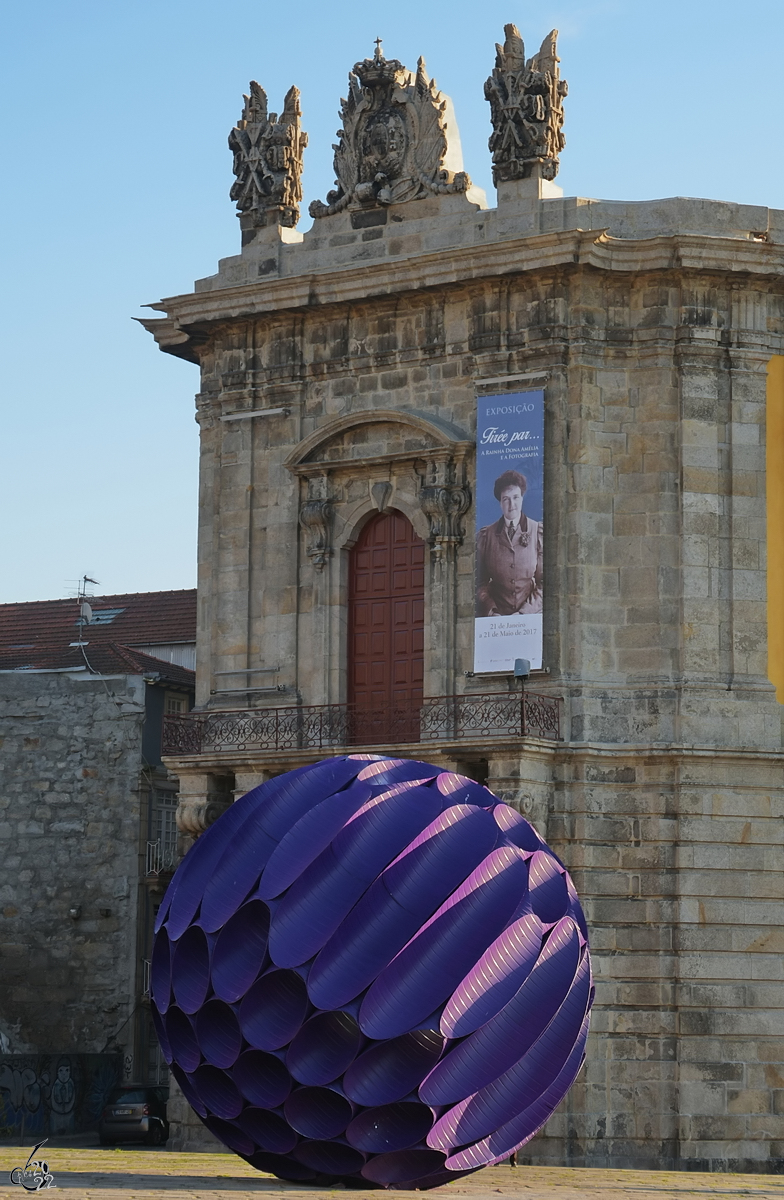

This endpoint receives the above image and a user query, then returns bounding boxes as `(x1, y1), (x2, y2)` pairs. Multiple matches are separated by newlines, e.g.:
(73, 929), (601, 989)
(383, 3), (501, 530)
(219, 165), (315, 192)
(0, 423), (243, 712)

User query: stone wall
(0, 673), (145, 1068)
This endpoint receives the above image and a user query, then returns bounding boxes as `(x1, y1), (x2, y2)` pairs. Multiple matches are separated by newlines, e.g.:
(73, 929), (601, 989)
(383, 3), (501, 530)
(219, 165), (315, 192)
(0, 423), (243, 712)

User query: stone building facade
(144, 31), (784, 1172)
(0, 592), (196, 1134)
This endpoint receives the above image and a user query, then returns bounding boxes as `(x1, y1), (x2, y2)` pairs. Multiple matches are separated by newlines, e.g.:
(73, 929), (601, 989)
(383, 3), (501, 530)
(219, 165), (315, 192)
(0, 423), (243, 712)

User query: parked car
(99, 1085), (169, 1145)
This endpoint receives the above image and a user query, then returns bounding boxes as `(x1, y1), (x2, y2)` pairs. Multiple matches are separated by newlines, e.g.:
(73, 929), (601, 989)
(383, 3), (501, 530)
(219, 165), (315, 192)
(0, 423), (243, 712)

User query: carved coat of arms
(310, 44), (470, 218)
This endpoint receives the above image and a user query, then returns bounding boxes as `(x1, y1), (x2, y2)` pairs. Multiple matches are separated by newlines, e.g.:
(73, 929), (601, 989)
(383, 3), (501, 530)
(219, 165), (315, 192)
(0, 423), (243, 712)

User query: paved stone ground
(1, 1149), (783, 1200)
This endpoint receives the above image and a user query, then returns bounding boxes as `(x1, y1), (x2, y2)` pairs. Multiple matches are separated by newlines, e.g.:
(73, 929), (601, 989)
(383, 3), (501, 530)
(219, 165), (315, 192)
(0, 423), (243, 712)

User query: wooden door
(348, 511), (425, 743)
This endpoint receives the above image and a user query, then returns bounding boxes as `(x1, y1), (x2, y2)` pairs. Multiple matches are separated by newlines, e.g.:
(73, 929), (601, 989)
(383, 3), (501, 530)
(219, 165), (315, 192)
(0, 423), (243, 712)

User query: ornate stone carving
(229, 82), (308, 228)
(371, 481), (393, 512)
(485, 26), (567, 185)
(176, 795), (231, 839)
(420, 484), (471, 546)
(310, 43), (470, 218)
(300, 499), (334, 569)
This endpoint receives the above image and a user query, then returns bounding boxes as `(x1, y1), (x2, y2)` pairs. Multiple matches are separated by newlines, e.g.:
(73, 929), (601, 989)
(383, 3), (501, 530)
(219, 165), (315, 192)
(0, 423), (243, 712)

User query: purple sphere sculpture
(151, 756), (592, 1188)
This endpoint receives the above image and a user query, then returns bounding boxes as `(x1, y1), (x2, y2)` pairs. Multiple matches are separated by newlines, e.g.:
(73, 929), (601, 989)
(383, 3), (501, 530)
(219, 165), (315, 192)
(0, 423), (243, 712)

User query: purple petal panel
(527, 850), (570, 923)
(308, 805), (498, 1010)
(211, 899), (270, 1004)
(428, 952), (591, 1150)
(171, 926), (212, 1015)
(439, 912), (545, 1039)
(268, 783), (442, 967)
(150, 927), (172, 1015)
(190, 1064), (243, 1119)
(203, 1116), (255, 1156)
(343, 1029), (445, 1107)
(235, 1107), (298, 1155)
(346, 1102), (435, 1153)
(284, 1087), (353, 1139)
(239, 969), (309, 1050)
(164, 796), (255, 939)
(154, 756), (592, 1189)
(195, 999), (243, 1069)
(492, 804), (543, 852)
(286, 1011), (362, 1086)
(258, 758), (364, 844)
(328, 783), (444, 882)
(294, 1141), (365, 1176)
(361, 1148), (446, 1186)
(197, 813), (278, 934)
(170, 1064), (206, 1118)
(232, 1049), (292, 1109)
(164, 1007), (201, 1074)
(258, 782), (373, 900)
(150, 1002), (173, 1065)
(359, 847), (529, 1039)
(421, 918), (580, 1104)
(445, 1012), (590, 1170)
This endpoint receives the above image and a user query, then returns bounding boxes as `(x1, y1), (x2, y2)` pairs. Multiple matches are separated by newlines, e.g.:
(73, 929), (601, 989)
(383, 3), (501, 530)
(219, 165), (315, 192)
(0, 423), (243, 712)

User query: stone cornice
(139, 230), (784, 363)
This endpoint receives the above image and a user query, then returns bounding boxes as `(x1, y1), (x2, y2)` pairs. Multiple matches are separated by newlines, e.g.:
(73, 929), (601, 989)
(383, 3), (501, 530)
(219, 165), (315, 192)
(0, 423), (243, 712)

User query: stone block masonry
(0, 673), (144, 1063)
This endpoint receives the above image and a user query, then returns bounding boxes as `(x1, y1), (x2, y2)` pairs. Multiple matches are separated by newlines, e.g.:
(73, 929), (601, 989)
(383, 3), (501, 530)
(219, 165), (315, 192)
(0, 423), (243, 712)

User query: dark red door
(348, 511), (425, 743)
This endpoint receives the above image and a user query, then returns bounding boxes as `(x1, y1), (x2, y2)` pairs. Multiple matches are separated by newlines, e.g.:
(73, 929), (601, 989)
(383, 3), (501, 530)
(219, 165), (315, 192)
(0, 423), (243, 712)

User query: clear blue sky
(1, 0), (782, 603)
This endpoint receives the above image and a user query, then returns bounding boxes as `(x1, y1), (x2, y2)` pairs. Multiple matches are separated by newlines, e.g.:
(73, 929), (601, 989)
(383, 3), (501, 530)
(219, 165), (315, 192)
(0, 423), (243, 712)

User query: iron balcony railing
(145, 838), (178, 877)
(162, 691), (562, 757)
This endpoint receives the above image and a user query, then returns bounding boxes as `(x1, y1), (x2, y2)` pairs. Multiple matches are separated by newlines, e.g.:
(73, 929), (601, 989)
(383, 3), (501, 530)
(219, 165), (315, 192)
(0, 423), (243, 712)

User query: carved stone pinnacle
(229, 82), (308, 230)
(485, 25), (567, 186)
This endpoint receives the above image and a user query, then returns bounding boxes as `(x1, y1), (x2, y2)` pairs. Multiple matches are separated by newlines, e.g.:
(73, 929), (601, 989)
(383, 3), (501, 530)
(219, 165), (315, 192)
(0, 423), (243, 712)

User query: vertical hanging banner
(474, 390), (544, 672)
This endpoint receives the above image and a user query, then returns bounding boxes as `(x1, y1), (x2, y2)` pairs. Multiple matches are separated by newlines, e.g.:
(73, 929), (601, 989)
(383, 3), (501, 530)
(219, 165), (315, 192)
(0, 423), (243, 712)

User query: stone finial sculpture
(229, 82), (308, 230)
(151, 756), (592, 1187)
(310, 43), (470, 218)
(485, 25), (567, 185)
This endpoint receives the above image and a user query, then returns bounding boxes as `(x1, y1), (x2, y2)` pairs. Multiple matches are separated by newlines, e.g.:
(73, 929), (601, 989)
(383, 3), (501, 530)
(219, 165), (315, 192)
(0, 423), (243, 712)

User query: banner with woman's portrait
(474, 389), (544, 672)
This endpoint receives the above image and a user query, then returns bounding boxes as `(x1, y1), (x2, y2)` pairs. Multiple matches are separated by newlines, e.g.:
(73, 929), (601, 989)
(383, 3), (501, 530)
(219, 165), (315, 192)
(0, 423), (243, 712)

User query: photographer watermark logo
(9, 1140), (56, 1191)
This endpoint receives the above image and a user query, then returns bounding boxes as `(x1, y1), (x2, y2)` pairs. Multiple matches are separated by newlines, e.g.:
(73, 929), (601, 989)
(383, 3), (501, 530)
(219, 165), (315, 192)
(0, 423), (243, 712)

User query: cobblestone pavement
(1, 1149), (784, 1200)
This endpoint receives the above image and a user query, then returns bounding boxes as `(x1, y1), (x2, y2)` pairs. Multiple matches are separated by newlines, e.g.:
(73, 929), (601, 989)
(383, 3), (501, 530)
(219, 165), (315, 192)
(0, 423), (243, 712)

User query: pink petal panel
(444, 1011), (590, 1169)
(359, 847), (529, 1039)
(428, 952), (591, 1150)
(438, 910), (545, 1039)
(422, 917), (580, 1104)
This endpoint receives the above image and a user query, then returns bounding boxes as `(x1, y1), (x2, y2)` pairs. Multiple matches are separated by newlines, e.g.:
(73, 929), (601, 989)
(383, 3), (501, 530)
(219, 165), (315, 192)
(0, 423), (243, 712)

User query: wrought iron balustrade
(162, 691), (562, 757)
(145, 837), (178, 877)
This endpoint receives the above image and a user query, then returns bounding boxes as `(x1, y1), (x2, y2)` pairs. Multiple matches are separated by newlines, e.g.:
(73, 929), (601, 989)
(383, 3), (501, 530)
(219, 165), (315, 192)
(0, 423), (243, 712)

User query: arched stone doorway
(348, 510), (425, 743)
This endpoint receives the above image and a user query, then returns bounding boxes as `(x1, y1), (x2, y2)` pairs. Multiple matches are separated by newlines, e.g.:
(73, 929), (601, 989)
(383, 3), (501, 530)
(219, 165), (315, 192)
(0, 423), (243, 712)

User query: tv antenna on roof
(76, 575), (99, 634)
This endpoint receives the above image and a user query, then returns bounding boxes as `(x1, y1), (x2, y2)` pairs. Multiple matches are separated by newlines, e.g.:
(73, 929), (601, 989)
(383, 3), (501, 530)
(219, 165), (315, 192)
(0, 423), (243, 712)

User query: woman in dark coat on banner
(475, 469), (543, 616)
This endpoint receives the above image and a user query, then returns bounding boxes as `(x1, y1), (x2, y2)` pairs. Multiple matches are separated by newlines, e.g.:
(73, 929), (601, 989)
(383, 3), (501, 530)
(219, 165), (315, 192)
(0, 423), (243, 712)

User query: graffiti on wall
(0, 1055), (120, 1138)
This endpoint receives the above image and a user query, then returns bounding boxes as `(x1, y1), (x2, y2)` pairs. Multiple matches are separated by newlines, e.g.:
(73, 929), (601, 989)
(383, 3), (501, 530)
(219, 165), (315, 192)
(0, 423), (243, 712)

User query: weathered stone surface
(0, 675), (143, 1064)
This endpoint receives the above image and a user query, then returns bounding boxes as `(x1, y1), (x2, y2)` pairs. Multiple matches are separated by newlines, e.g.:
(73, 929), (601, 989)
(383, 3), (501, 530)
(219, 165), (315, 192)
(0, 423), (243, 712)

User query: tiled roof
(0, 640), (195, 687)
(0, 590), (196, 684)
